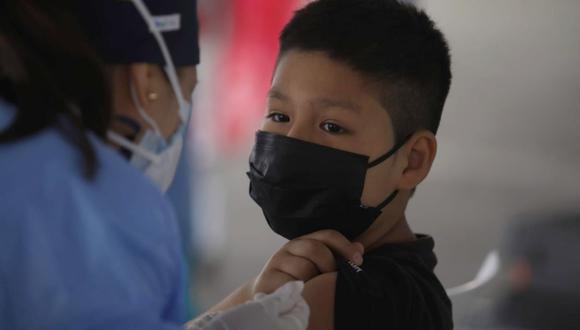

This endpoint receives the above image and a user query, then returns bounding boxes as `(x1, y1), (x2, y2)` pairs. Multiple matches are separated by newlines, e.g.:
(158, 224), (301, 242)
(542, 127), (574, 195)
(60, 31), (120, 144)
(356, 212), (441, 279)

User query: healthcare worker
(0, 0), (317, 329)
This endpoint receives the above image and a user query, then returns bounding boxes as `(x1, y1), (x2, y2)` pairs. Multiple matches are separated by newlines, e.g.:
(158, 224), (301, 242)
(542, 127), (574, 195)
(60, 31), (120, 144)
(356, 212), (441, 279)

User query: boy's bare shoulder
(302, 272), (338, 330)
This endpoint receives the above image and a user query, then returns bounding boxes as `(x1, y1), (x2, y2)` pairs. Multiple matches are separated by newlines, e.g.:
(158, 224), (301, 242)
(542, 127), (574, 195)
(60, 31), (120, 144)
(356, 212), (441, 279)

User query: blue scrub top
(0, 100), (187, 330)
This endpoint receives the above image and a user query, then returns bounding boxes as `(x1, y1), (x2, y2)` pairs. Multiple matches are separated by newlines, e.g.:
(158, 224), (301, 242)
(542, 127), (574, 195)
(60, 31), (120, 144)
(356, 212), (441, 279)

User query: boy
(204, 0), (452, 329)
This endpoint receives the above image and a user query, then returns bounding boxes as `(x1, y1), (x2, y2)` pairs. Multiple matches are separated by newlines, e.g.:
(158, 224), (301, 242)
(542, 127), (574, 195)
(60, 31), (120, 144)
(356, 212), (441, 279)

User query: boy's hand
(252, 230), (364, 295)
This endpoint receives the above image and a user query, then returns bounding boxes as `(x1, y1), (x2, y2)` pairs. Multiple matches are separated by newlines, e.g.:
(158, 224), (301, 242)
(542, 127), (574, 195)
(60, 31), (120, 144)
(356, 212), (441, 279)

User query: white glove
(189, 281), (309, 330)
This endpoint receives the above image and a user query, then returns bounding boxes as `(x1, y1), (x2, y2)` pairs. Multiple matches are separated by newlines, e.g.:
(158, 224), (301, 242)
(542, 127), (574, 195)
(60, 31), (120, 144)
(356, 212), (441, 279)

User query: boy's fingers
(353, 242), (365, 254)
(300, 230), (364, 265)
(275, 251), (319, 281)
(286, 238), (336, 273)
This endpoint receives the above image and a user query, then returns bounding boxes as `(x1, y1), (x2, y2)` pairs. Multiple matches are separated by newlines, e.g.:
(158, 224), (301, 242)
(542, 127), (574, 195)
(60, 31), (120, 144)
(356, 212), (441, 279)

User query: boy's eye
(320, 122), (345, 134)
(266, 112), (290, 123)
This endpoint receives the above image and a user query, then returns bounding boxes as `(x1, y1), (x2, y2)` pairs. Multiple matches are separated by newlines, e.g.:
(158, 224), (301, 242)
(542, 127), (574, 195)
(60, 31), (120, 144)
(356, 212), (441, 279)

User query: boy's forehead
(269, 88), (362, 114)
(270, 50), (396, 134)
(271, 50), (382, 105)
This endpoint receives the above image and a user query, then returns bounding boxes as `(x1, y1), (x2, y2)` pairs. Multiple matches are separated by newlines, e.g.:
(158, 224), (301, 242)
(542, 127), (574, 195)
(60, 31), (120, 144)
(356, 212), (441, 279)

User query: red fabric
(213, 0), (300, 152)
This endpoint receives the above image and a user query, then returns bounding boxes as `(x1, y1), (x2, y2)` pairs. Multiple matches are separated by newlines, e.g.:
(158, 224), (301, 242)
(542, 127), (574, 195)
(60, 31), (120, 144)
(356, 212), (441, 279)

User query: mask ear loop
(105, 83), (164, 163)
(130, 83), (163, 138)
(129, 0), (190, 123)
(374, 190), (400, 210)
(364, 136), (409, 210)
(107, 0), (190, 164)
(107, 130), (161, 164)
(367, 137), (409, 168)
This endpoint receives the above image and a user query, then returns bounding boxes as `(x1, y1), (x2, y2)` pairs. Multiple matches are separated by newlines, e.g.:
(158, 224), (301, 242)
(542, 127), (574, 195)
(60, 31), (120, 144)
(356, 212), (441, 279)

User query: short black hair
(279, 0), (451, 143)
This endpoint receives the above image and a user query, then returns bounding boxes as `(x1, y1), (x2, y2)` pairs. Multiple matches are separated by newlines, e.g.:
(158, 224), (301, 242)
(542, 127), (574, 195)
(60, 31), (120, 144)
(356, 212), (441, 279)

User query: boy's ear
(396, 130), (437, 190)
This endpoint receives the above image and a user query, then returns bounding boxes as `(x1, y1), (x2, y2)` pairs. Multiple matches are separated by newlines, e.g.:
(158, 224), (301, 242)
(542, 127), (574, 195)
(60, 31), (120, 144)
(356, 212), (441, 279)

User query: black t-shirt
(334, 235), (453, 330)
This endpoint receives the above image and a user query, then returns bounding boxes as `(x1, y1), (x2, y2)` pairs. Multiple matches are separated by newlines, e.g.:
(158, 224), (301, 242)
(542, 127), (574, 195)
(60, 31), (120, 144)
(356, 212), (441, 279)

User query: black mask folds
(248, 131), (405, 240)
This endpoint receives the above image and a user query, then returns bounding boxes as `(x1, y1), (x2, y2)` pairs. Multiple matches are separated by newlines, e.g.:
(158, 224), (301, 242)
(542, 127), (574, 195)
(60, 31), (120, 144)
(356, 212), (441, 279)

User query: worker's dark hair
(279, 0), (452, 143)
(0, 0), (111, 178)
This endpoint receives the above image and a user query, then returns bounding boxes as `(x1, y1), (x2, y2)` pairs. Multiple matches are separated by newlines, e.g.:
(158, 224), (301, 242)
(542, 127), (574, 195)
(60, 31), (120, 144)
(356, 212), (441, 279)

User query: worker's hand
(187, 281), (309, 330)
(252, 229), (364, 295)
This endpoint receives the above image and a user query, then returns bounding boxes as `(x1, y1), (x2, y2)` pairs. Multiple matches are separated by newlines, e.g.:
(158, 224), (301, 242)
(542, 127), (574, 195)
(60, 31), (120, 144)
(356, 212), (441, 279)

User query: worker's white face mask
(126, 85), (191, 193)
(107, 0), (191, 193)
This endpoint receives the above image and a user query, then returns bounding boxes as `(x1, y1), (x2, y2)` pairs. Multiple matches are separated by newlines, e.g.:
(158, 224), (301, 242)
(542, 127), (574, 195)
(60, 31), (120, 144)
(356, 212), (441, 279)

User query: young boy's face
(262, 50), (402, 207)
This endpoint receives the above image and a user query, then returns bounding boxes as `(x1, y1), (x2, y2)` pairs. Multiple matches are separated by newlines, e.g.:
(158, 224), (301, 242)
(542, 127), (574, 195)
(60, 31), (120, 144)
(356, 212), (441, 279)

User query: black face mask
(247, 131), (406, 240)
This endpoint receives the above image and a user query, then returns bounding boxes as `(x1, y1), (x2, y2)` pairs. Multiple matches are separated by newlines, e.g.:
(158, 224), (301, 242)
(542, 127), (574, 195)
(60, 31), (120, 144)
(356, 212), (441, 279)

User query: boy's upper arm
(302, 272), (338, 330)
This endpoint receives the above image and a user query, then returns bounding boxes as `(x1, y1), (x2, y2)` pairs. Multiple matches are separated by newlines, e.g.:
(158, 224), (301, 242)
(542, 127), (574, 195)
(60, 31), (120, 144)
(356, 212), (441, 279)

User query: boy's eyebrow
(267, 89), (290, 102)
(268, 89), (361, 113)
(314, 98), (361, 113)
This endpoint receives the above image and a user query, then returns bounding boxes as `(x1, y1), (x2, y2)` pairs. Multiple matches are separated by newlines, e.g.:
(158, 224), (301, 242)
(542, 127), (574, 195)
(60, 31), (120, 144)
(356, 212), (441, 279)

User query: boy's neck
(359, 214), (416, 252)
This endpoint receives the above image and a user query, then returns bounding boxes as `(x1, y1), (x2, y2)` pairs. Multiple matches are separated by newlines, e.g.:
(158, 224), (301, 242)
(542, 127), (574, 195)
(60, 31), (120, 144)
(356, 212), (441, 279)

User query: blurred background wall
(176, 0), (580, 324)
